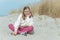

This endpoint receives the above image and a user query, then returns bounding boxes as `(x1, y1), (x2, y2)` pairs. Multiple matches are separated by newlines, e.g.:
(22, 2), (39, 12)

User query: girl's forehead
(24, 8), (30, 11)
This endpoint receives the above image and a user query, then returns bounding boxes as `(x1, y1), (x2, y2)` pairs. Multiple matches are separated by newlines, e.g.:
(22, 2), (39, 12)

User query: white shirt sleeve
(21, 17), (33, 26)
(14, 14), (22, 31)
(29, 18), (33, 26)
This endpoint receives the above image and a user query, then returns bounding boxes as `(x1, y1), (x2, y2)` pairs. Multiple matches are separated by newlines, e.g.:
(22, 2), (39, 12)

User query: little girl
(8, 6), (34, 36)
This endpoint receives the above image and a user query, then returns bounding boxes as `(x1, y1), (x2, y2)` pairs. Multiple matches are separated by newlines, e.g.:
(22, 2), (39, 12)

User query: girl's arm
(29, 18), (33, 26)
(21, 17), (33, 27)
(13, 14), (22, 35)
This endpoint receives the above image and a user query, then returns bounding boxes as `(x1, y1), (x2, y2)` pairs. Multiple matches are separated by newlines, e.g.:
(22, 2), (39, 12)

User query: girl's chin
(27, 15), (30, 17)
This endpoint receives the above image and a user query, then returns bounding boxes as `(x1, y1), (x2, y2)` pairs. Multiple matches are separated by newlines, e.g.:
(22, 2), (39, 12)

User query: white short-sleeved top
(14, 13), (33, 31)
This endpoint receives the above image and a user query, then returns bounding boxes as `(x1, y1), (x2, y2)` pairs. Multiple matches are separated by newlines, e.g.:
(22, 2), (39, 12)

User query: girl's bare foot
(11, 33), (17, 36)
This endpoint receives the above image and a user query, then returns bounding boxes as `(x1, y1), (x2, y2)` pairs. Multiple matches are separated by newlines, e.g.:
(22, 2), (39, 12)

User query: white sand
(0, 14), (60, 40)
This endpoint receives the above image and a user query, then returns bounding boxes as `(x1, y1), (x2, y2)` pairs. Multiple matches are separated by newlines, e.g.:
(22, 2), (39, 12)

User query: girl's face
(24, 8), (31, 16)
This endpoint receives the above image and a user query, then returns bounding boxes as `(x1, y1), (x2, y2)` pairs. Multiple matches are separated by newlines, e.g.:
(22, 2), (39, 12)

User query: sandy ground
(0, 14), (60, 40)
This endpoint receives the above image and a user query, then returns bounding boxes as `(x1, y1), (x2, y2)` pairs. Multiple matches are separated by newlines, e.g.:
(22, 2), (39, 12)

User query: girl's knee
(29, 26), (34, 31)
(8, 24), (13, 27)
(8, 24), (14, 30)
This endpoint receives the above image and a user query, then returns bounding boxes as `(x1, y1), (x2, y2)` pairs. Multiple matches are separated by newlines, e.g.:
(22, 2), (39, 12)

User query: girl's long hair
(22, 6), (33, 20)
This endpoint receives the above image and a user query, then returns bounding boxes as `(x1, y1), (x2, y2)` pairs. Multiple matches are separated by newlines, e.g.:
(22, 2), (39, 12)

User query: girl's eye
(24, 11), (30, 12)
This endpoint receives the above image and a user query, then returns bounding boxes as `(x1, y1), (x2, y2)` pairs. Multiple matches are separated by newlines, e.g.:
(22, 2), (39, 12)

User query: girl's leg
(20, 26), (34, 34)
(8, 24), (14, 31)
(17, 26), (33, 36)
(26, 26), (34, 34)
(8, 24), (34, 34)
(8, 24), (20, 34)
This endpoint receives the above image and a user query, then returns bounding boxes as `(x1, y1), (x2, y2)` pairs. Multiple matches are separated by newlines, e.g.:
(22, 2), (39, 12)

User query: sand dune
(0, 13), (60, 40)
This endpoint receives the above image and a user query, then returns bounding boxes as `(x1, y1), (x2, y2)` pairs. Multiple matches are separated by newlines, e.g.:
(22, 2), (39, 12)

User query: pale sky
(0, 0), (41, 16)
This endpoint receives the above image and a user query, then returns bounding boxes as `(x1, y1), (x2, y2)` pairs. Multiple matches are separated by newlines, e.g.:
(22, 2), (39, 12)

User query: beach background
(0, 0), (60, 40)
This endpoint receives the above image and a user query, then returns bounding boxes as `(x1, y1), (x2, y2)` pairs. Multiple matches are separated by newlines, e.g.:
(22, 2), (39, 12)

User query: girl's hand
(13, 32), (17, 36)
(11, 32), (17, 36)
